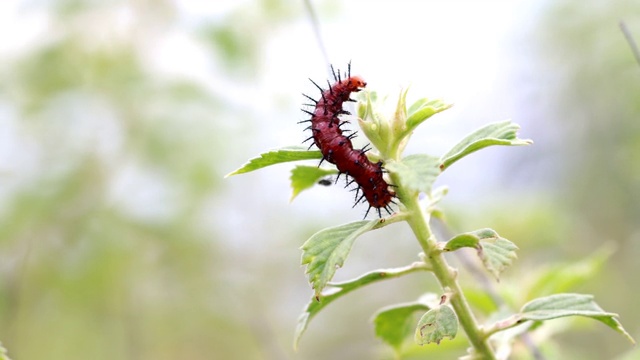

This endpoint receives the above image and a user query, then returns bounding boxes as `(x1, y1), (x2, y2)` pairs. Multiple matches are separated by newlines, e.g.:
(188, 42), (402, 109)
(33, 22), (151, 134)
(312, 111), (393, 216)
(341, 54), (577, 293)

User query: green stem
(393, 175), (496, 359)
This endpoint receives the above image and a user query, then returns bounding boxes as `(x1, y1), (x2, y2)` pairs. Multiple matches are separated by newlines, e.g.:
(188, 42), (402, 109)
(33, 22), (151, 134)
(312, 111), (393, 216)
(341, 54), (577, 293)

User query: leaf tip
(293, 312), (310, 351)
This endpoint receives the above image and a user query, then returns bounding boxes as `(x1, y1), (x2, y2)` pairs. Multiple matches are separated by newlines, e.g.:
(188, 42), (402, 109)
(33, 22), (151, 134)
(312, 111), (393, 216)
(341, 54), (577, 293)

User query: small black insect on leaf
(317, 178), (333, 186)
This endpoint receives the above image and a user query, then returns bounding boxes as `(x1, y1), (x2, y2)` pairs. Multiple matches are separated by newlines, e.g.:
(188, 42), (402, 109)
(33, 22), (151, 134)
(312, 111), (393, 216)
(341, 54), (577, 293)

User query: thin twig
(620, 21), (640, 67)
(302, 0), (332, 74)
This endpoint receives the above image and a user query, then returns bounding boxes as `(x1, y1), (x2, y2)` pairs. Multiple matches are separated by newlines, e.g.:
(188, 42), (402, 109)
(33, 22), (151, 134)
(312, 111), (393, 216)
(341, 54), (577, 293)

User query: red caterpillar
(301, 64), (396, 218)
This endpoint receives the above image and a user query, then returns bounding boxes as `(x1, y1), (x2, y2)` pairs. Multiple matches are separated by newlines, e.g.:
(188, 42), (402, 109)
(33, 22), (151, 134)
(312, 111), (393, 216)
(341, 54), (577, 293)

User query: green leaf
(356, 90), (379, 121)
(289, 165), (338, 201)
(521, 294), (634, 343)
(394, 87), (409, 129)
(520, 294), (635, 344)
(407, 98), (431, 116)
(385, 154), (441, 194)
(300, 220), (378, 296)
(414, 304), (458, 345)
(373, 298), (433, 353)
(487, 294), (635, 344)
(439, 120), (532, 171)
(406, 98), (452, 132)
(225, 146), (322, 177)
(358, 90), (393, 158)
(294, 263), (431, 350)
(443, 228), (518, 280)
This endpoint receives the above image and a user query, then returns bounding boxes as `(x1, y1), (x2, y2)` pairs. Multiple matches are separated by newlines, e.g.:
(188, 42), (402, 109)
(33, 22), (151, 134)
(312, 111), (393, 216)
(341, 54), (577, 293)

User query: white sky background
(205, 0), (546, 223)
(199, 0), (547, 234)
(0, 0), (547, 228)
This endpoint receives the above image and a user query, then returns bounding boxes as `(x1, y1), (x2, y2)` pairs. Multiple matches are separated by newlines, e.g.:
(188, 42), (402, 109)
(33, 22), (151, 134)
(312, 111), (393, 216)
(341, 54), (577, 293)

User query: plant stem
(394, 179), (496, 359)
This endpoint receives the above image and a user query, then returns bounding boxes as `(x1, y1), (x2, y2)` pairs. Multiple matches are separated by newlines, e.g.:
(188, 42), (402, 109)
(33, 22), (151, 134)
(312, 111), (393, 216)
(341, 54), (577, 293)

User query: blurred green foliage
(0, 2), (259, 359)
(0, 0), (638, 359)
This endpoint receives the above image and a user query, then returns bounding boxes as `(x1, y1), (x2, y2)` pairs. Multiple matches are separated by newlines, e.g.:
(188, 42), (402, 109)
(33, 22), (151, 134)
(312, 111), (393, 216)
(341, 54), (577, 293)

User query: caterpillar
(300, 63), (396, 218)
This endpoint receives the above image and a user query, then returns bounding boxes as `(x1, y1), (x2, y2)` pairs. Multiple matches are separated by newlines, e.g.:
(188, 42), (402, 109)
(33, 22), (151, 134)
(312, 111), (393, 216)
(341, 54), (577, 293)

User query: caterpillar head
(346, 76), (367, 92)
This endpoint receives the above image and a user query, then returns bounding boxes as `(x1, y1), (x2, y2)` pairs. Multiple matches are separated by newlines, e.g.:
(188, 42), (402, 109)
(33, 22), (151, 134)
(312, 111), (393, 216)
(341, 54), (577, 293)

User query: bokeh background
(0, 0), (639, 359)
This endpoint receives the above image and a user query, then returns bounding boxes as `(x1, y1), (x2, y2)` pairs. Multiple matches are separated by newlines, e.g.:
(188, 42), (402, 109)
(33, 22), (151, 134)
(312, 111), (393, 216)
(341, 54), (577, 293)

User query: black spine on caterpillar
(301, 64), (396, 218)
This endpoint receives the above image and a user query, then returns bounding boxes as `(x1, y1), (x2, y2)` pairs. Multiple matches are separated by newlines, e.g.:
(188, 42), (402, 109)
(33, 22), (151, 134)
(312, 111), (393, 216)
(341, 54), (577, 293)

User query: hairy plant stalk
(392, 172), (496, 359)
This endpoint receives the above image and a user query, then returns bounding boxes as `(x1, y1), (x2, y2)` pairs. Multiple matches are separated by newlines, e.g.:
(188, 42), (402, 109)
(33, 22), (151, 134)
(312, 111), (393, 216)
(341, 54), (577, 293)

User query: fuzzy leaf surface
(443, 228), (518, 280)
(289, 165), (338, 201)
(414, 305), (458, 345)
(487, 294), (635, 344)
(406, 98), (452, 132)
(225, 146), (322, 176)
(520, 294), (635, 343)
(373, 300), (432, 353)
(300, 220), (378, 296)
(439, 121), (532, 171)
(294, 263), (430, 349)
(385, 154), (440, 194)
